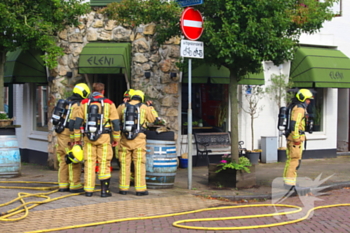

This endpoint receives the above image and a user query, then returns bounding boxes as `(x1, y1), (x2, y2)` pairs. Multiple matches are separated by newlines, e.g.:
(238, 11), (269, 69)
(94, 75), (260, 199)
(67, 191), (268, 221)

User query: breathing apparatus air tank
(51, 99), (67, 133)
(124, 105), (136, 133)
(87, 104), (99, 140)
(277, 107), (288, 131)
(123, 103), (141, 140)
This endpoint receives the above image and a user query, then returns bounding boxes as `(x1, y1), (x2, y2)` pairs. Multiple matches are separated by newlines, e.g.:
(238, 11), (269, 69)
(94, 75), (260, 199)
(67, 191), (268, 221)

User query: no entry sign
(180, 7), (204, 41)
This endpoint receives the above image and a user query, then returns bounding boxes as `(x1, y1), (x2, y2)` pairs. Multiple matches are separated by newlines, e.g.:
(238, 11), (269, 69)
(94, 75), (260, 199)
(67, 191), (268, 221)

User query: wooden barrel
(145, 139), (177, 189)
(0, 135), (21, 178)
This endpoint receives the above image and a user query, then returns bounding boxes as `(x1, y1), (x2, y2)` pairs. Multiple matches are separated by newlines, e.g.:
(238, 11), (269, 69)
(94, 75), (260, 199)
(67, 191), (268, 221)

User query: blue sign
(177, 0), (203, 7)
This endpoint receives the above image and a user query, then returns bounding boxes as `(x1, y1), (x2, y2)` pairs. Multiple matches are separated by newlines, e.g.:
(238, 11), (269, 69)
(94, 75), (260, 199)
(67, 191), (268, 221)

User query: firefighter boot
(101, 179), (112, 197)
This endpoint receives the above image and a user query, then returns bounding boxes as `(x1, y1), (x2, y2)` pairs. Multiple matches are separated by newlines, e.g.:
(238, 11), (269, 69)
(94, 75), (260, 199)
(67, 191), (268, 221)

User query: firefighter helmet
(124, 89), (135, 98)
(73, 83), (91, 99)
(131, 90), (145, 102)
(65, 145), (84, 164)
(296, 89), (314, 102)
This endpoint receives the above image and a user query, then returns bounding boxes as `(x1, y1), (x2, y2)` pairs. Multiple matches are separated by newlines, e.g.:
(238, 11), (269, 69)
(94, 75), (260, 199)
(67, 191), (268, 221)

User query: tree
(265, 74), (294, 148)
(266, 74), (294, 110)
(0, 0), (90, 111)
(240, 85), (265, 151)
(103, 0), (336, 163)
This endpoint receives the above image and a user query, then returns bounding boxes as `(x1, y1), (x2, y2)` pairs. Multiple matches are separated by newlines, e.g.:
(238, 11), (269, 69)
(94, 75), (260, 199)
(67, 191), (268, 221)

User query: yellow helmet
(65, 145), (84, 164)
(124, 89), (135, 98)
(296, 89), (314, 102)
(131, 90), (145, 102)
(73, 83), (90, 99)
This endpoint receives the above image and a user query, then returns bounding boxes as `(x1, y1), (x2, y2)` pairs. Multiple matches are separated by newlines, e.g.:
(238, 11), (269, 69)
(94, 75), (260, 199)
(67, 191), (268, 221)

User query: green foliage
(313, 105), (322, 125)
(102, 0), (182, 44)
(0, 0), (90, 112)
(216, 155), (252, 173)
(265, 74), (294, 108)
(0, 0), (90, 69)
(265, 74), (294, 147)
(100, 0), (336, 163)
(0, 112), (9, 120)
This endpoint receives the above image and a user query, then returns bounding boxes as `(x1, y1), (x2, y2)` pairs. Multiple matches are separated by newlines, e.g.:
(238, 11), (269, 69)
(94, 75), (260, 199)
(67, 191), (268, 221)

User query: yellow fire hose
(1, 181), (349, 232)
(0, 181), (99, 222)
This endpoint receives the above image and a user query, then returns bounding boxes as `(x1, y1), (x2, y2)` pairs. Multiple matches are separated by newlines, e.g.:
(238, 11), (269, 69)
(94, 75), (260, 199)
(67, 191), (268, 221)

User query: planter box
(208, 163), (256, 189)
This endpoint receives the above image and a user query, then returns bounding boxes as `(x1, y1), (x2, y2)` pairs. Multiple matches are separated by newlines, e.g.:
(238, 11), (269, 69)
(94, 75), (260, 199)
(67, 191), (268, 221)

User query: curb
(194, 181), (350, 201)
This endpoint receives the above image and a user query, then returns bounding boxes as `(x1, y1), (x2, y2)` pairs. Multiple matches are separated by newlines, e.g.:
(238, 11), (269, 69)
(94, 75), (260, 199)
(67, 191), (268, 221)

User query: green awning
(78, 43), (131, 80)
(4, 48), (47, 84)
(183, 65), (265, 85)
(90, 0), (122, 6)
(290, 47), (350, 88)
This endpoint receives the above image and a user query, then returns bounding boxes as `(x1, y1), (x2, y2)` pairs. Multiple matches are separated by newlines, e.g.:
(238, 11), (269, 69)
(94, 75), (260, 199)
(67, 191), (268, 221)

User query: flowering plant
(0, 112), (9, 120)
(216, 155), (252, 173)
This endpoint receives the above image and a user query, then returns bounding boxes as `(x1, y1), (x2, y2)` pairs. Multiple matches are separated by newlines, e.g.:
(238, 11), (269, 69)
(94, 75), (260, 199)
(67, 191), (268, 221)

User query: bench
(194, 132), (232, 166)
(193, 132), (247, 166)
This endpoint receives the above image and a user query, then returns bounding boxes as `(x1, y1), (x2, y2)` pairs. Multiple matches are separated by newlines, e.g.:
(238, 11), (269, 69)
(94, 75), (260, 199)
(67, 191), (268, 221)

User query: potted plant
(312, 106), (322, 131)
(265, 74), (294, 162)
(198, 119), (203, 127)
(240, 85), (265, 164)
(245, 149), (262, 165)
(208, 155), (256, 188)
(0, 112), (14, 127)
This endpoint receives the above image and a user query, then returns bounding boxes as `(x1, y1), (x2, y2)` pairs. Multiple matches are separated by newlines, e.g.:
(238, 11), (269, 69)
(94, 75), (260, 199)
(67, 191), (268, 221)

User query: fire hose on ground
(0, 181), (350, 232)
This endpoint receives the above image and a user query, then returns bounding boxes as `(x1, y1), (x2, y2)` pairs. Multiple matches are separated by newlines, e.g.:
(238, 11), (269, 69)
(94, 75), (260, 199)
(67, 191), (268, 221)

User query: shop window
(182, 83), (229, 134)
(307, 88), (324, 132)
(34, 85), (48, 132)
(3, 86), (9, 114)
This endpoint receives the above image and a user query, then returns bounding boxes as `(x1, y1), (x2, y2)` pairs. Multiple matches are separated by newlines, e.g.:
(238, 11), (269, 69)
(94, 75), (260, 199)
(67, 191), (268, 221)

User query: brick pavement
(1, 156), (350, 232)
(53, 188), (350, 233)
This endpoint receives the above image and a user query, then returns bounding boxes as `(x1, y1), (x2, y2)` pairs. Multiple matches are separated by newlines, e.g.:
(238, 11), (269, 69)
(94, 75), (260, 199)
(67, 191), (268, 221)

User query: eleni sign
(180, 7), (204, 41)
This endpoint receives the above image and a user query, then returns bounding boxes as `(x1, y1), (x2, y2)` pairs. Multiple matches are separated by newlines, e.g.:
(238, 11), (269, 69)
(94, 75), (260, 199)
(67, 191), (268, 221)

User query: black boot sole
(119, 191), (128, 195)
(58, 188), (70, 192)
(70, 188), (84, 193)
(85, 192), (93, 197)
(136, 191), (149, 196)
(101, 193), (112, 197)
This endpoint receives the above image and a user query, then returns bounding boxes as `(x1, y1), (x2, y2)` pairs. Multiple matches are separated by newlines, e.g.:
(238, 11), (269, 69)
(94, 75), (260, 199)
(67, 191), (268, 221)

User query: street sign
(177, 0), (203, 7)
(180, 7), (204, 41)
(181, 40), (204, 59)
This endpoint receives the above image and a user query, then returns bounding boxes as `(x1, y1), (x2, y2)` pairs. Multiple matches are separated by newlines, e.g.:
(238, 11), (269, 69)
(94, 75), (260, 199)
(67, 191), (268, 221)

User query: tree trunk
(0, 50), (6, 112)
(229, 74), (239, 163)
(251, 114), (254, 150)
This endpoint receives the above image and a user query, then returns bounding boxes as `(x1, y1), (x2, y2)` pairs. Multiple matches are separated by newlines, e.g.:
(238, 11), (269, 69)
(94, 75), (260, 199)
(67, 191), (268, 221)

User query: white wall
(238, 61), (290, 151)
(238, 1), (350, 152)
(14, 84), (48, 153)
(299, 0), (350, 151)
(306, 88), (338, 150)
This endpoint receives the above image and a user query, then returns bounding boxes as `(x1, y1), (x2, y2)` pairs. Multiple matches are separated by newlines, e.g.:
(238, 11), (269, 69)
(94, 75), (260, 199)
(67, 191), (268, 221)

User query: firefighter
(283, 88), (314, 188)
(117, 90), (159, 196)
(115, 89), (135, 168)
(73, 83), (120, 197)
(53, 83), (90, 193)
(122, 89), (134, 103)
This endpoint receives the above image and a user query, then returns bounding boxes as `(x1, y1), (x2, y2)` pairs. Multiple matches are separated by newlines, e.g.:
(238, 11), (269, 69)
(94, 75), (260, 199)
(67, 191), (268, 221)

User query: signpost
(181, 40), (204, 59)
(177, 0), (203, 8)
(180, 7), (204, 41)
(180, 7), (204, 190)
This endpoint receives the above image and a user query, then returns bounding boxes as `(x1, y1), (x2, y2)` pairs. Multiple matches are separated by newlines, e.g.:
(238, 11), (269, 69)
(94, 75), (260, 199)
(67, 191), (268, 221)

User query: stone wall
(47, 10), (181, 167)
